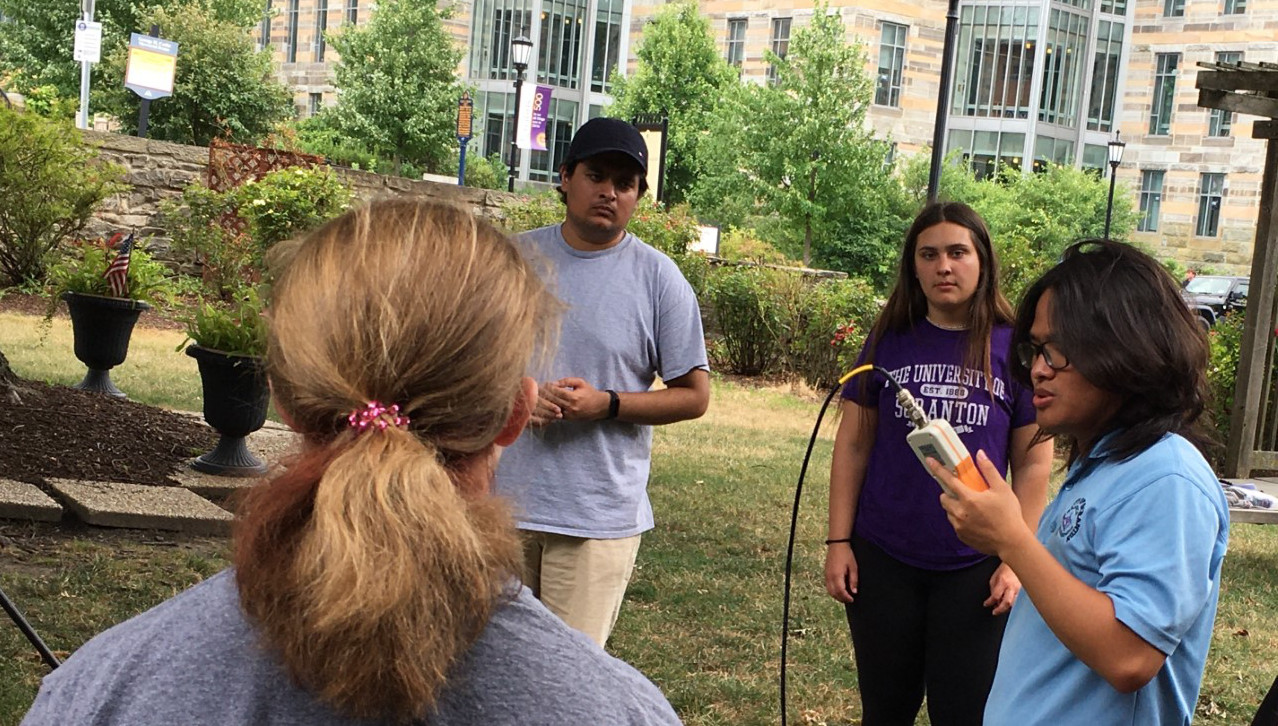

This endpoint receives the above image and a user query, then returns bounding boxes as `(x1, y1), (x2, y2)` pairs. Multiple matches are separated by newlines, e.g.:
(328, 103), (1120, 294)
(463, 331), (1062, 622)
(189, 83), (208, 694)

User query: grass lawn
(2, 314), (1277, 724)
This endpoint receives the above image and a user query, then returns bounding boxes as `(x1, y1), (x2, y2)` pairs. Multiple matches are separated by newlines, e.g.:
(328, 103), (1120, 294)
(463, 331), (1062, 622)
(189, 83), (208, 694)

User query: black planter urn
(186, 344), (270, 477)
(62, 292), (150, 399)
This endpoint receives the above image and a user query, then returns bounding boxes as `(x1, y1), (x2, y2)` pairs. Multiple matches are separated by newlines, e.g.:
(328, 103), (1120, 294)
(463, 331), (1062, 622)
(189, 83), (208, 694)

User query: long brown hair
(234, 200), (556, 722)
(865, 201), (1014, 390)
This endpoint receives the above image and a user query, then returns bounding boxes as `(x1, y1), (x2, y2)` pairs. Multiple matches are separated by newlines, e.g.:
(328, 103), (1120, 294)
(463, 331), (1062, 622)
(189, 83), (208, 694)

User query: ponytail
(234, 430), (521, 722)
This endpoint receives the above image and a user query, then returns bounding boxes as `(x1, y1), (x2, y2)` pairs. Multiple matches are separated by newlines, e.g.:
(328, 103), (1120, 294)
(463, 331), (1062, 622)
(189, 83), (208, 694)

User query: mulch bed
(2, 380), (216, 489)
(1, 292), (214, 489)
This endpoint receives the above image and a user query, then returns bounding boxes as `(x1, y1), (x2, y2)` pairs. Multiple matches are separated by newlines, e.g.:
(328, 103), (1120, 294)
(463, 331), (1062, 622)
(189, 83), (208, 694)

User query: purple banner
(528, 85), (552, 151)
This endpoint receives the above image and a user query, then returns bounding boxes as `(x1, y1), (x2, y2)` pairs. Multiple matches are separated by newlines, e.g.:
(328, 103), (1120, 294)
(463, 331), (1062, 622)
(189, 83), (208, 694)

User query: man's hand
(985, 562), (1021, 615)
(540, 377), (611, 421)
(930, 450), (1035, 558)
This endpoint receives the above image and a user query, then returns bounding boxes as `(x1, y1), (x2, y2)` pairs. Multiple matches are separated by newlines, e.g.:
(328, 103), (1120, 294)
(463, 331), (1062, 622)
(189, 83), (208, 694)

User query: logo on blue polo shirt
(1060, 498), (1086, 542)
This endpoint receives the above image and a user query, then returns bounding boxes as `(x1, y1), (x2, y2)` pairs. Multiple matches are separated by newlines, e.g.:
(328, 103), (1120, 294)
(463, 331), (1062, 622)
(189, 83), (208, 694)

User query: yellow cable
(838, 363), (875, 386)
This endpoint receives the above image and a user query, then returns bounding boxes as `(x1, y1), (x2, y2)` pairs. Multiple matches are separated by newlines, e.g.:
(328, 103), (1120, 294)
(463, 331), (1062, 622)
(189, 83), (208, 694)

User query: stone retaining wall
(84, 131), (520, 259)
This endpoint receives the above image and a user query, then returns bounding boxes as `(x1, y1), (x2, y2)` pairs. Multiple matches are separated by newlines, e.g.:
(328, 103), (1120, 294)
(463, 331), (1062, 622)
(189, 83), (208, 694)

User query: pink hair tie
(347, 401), (410, 433)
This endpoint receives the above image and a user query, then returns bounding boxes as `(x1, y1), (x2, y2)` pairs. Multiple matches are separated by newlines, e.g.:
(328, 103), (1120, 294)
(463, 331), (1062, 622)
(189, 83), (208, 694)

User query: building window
(1196, 173), (1225, 237)
(726, 18), (746, 68)
(469, 0), (533, 82)
(875, 22), (907, 107)
(1224, 0), (1247, 13)
(1138, 170), (1164, 232)
(1032, 135), (1074, 173)
(1149, 53), (1179, 135)
(308, 92), (323, 117)
(285, 0), (299, 62)
(346, 0), (357, 24)
(591, 0), (623, 93)
(315, 0), (328, 61)
(258, 0), (272, 50)
(1209, 52), (1242, 137)
(1164, 0), (1185, 16)
(949, 128), (1025, 180)
(529, 97), (580, 181)
(479, 89), (514, 159)
(953, 5), (1039, 120)
(537, 0), (589, 90)
(1100, 0), (1127, 14)
(767, 17), (791, 86)
(1038, 8), (1089, 127)
(1087, 20), (1122, 132)
(1081, 144), (1107, 174)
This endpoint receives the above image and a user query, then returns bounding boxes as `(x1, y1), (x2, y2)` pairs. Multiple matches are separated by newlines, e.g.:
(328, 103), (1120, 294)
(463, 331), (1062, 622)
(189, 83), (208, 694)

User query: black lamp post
(507, 35), (533, 193)
(926, 0), (961, 202)
(1103, 132), (1126, 240)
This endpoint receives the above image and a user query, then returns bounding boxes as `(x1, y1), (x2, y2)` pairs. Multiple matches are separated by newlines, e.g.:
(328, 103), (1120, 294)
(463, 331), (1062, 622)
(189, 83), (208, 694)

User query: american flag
(103, 233), (134, 298)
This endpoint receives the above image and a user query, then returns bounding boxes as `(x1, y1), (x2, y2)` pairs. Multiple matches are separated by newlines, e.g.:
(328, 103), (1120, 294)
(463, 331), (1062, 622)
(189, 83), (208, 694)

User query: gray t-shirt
(21, 570), (681, 726)
(495, 225), (708, 539)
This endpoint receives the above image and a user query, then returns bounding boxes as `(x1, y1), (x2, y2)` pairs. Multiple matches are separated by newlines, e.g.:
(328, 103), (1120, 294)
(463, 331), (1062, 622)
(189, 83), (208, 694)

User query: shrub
(464, 153), (507, 190)
(705, 265), (795, 376)
(164, 167), (351, 298)
(234, 166), (351, 256)
(677, 252), (711, 298)
(1206, 311), (1246, 464)
(717, 228), (796, 266)
(784, 276), (880, 390)
(0, 107), (127, 286)
(293, 114), (379, 171)
(628, 201), (700, 257)
(500, 192), (562, 234)
(161, 183), (252, 300)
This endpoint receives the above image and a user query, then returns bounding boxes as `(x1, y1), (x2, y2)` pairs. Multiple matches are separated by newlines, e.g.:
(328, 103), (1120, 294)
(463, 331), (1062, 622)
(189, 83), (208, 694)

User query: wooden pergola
(1196, 61), (1278, 477)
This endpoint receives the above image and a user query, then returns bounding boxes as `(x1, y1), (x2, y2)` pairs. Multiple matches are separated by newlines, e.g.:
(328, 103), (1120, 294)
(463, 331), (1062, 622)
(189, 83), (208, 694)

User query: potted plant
(46, 234), (173, 398)
(163, 166), (349, 477)
(181, 286), (271, 477)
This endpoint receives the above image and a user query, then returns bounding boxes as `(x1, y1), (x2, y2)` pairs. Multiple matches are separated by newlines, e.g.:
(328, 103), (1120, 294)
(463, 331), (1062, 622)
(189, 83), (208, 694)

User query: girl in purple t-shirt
(823, 202), (1052, 725)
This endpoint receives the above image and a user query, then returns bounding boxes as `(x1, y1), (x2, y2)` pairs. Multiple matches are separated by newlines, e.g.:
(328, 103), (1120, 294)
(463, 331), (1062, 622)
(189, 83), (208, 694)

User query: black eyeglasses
(1016, 341), (1070, 371)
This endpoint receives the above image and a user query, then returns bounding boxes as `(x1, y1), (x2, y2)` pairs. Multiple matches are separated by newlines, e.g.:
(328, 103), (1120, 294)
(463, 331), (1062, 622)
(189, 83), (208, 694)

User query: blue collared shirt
(985, 432), (1229, 725)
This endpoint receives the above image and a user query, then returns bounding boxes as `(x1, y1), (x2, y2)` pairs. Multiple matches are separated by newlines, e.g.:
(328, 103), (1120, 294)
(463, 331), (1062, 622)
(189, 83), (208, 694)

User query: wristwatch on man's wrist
(605, 389), (620, 420)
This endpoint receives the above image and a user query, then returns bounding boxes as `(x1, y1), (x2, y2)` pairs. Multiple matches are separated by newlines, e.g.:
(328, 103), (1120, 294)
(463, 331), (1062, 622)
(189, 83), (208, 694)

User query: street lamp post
(1103, 132), (1126, 240)
(507, 35), (534, 193)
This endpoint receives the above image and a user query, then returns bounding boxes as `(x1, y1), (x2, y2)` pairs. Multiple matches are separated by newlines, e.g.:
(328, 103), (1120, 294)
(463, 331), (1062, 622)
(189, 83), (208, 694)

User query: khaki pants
(520, 531), (642, 647)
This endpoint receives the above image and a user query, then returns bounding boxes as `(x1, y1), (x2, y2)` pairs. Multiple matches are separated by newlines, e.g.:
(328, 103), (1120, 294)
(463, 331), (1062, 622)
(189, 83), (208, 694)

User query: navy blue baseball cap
(562, 117), (648, 172)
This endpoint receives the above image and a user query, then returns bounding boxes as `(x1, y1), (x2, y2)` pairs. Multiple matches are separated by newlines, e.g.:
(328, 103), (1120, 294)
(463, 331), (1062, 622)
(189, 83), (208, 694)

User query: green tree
(0, 107), (126, 286)
(607, 2), (737, 204)
(896, 150), (1139, 305)
(325, 0), (465, 175)
(94, 2), (291, 146)
(690, 5), (901, 273)
(0, 0), (261, 114)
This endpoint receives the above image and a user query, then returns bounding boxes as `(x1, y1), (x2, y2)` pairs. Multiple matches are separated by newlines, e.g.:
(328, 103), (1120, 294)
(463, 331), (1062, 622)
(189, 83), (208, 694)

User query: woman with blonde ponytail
(21, 200), (682, 726)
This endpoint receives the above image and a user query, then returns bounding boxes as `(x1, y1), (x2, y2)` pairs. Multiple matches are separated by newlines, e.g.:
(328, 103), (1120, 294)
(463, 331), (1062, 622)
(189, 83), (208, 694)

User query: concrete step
(0, 478), (63, 523)
(48, 478), (233, 536)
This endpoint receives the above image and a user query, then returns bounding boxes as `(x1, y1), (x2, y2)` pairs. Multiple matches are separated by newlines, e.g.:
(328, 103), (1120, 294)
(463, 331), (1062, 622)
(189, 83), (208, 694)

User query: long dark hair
(864, 201), (1014, 391)
(1012, 239), (1210, 464)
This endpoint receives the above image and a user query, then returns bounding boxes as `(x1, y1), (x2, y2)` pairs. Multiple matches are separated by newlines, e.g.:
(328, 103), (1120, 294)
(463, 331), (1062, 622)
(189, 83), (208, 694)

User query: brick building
(256, 0), (1275, 271)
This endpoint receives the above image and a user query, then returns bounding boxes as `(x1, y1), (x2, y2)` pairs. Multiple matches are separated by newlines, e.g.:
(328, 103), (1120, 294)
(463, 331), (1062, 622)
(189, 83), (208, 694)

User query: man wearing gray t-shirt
(495, 117), (710, 647)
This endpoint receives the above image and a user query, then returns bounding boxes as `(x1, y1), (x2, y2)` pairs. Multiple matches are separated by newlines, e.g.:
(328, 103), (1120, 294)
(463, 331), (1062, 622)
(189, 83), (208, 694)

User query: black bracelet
(824, 537), (852, 545)
(605, 389), (620, 420)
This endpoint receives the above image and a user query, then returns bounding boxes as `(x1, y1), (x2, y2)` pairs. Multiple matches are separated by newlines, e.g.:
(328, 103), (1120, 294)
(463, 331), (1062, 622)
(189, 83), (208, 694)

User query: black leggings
(845, 534), (1007, 726)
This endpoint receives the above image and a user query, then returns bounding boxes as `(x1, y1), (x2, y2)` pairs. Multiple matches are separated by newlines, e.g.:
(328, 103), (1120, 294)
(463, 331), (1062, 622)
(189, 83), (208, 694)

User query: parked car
(1183, 274), (1248, 329)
